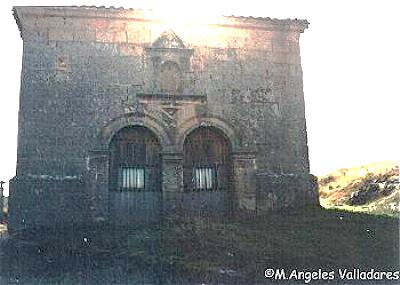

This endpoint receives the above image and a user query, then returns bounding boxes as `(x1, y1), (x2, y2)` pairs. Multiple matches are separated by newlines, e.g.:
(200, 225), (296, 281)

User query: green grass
(1, 207), (399, 284)
(147, 207), (399, 282)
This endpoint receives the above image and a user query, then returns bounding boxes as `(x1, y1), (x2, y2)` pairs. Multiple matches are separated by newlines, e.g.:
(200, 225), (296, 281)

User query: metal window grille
(194, 167), (215, 190)
(118, 167), (145, 190)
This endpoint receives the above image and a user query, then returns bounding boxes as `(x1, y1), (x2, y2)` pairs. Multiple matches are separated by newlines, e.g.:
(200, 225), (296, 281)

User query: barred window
(194, 167), (215, 190)
(118, 167), (145, 190)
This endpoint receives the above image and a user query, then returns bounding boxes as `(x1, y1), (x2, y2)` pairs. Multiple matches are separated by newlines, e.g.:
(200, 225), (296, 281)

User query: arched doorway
(109, 126), (162, 192)
(183, 127), (232, 191)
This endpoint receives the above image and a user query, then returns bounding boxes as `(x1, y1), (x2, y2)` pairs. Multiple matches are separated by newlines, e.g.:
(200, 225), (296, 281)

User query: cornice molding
(13, 6), (309, 39)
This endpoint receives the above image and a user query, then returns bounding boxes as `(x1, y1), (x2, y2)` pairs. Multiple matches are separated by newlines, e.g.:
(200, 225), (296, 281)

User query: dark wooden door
(183, 127), (232, 191)
(109, 126), (161, 191)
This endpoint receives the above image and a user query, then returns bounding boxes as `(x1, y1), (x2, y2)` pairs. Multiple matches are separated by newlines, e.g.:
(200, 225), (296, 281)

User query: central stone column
(161, 152), (184, 217)
(161, 152), (183, 192)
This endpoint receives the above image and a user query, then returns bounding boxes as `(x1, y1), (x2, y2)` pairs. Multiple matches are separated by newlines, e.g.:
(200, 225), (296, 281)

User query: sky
(0, 0), (399, 196)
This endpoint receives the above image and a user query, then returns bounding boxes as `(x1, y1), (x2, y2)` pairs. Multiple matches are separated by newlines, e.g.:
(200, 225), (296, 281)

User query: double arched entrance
(109, 125), (232, 192)
(92, 116), (256, 223)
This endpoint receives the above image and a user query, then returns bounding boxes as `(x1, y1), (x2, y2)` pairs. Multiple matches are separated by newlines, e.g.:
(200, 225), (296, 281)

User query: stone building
(9, 6), (318, 232)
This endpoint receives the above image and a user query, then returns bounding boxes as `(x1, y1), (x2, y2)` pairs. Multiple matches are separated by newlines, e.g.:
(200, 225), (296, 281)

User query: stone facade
(9, 6), (318, 232)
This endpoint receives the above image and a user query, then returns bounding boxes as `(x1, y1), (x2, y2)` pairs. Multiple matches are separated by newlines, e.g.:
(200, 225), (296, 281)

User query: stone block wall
(256, 173), (319, 213)
(13, 6), (310, 177)
(8, 176), (91, 232)
(9, 6), (317, 230)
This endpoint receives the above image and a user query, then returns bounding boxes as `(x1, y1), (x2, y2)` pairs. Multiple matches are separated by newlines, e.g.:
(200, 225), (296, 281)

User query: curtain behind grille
(119, 167), (145, 190)
(194, 167), (215, 190)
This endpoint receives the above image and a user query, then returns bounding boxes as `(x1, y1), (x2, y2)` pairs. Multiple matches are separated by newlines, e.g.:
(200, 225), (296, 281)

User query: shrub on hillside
(348, 169), (399, 205)
(349, 182), (379, 205)
(320, 175), (336, 186)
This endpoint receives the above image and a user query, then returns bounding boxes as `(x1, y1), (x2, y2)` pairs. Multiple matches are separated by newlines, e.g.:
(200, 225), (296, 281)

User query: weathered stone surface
(9, 6), (317, 232)
(256, 174), (319, 213)
(8, 176), (91, 232)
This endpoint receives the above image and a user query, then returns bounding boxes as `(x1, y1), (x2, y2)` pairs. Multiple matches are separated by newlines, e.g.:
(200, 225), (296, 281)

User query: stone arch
(177, 116), (240, 153)
(109, 126), (162, 192)
(99, 112), (172, 151)
(183, 126), (233, 191)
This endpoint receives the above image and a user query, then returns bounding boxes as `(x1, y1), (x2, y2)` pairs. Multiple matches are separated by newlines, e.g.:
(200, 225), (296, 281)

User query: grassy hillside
(319, 161), (399, 216)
